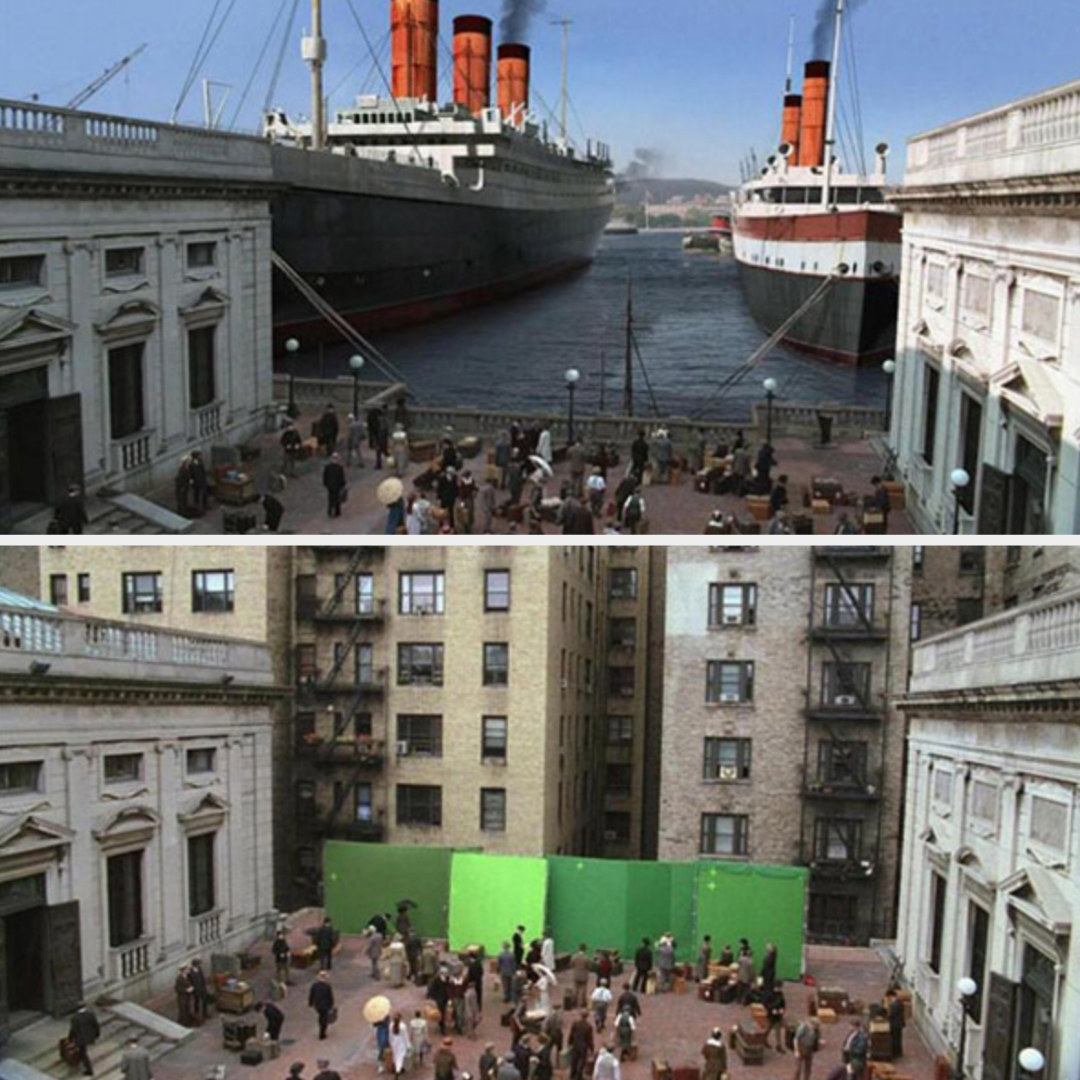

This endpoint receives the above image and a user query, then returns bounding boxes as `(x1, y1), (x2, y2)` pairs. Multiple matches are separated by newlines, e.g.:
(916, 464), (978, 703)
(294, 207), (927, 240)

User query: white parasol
(377, 477), (404, 506)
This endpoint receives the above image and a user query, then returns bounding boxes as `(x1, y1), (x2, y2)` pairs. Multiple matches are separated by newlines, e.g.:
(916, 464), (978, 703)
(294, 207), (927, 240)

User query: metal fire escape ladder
(322, 547), (369, 617)
(823, 554), (877, 637)
(319, 619), (368, 689)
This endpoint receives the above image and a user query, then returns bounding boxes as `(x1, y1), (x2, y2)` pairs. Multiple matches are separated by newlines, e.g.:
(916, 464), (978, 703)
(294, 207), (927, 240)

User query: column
(155, 740), (184, 959)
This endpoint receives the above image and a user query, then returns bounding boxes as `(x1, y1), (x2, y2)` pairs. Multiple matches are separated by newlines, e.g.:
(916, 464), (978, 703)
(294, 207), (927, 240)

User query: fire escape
(801, 547), (893, 944)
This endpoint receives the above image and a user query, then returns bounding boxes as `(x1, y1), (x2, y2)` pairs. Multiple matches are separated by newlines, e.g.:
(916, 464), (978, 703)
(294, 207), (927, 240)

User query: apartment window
(608, 667), (635, 697)
(188, 326), (216, 411)
(105, 246), (144, 277)
(355, 573), (375, 615)
(353, 782), (373, 822)
(485, 570), (510, 611)
(958, 547), (984, 575)
(609, 568), (638, 600)
(808, 894), (858, 938)
(703, 737), (752, 781)
(355, 642), (375, 685)
(483, 643), (509, 686)
(708, 583), (757, 627)
(296, 644), (317, 682)
(397, 643), (444, 686)
(609, 618), (637, 648)
(928, 872), (947, 973)
(187, 241), (217, 269)
(700, 813), (748, 856)
(352, 712), (373, 738)
(122, 571), (162, 614)
(396, 784), (442, 826)
(814, 818), (863, 861)
(399, 572), (445, 614)
(604, 811), (631, 843)
(186, 748), (216, 774)
(817, 741), (868, 786)
(295, 574), (316, 619)
(295, 779), (316, 820)
(910, 603), (922, 642)
(607, 716), (633, 744)
(396, 714), (442, 757)
(922, 364), (940, 466)
(968, 903), (989, 1017)
(958, 395), (982, 515)
(0, 254), (44, 289)
(482, 716), (508, 760)
(824, 583), (874, 627)
(480, 788), (507, 831)
(107, 850), (144, 947)
(78, 573), (91, 603)
(584, 601), (593, 639)
(188, 833), (215, 916)
(913, 546), (925, 572)
(821, 661), (871, 707)
(108, 343), (145, 439)
(0, 761), (42, 794)
(561, 583), (567, 621)
(956, 598), (984, 626)
(49, 574), (68, 606)
(705, 660), (754, 704)
(191, 569), (234, 613)
(104, 753), (143, 784)
(606, 763), (632, 796)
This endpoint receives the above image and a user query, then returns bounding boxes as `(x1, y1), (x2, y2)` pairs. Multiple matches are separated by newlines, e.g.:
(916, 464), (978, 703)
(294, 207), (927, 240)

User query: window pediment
(0, 308), (75, 359)
(94, 299), (160, 341)
(991, 361), (1064, 429)
(179, 287), (229, 325)
(0, 813), (75, 858)
(178, 792), (228, 832)
(1002, 865), (1072, 936)
(93, 805), (160, 850)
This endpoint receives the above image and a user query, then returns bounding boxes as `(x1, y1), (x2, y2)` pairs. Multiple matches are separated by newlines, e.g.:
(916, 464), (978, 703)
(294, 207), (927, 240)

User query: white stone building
(0, 587), (277, 1035)
(0, 100), (276, 528)
(894, 589), (1080, 1080)
(887, 79), (1080, 534)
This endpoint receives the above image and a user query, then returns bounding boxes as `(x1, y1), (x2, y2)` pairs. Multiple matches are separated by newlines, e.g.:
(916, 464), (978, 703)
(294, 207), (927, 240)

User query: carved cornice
(0, 673), (285, 709)
(0, 170), (282, 203)
(891, 181), (1080, 218)
(897, 683), (1080, 721)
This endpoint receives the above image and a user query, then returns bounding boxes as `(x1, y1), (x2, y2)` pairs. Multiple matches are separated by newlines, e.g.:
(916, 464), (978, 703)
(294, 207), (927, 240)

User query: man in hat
(273, 929), (293, 986)
(68, 1003), (100, 1076)
(308, 971), (335, 1040)
(478, 1042), (499, 1080)
(497, 942), (517, 1003)
(701, 1028), (727, 1080)
(568, 1011), (594, 1080)
(189, 958), (210, 1021)
(120, 1037), (152, 1080)
(314, 1059), (342, 1080)
(434, 1038), (458, 1080)
(175, 966), (195, 1026)
(287, 1064), (305, 1080)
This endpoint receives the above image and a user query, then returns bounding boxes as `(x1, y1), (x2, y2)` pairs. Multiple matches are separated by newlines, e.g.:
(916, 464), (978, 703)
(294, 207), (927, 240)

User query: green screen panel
(547, 856), (631, 956)
(624, 863), (679, 961)
(448, 852), (548, 954)
(323, 842), (453, 938)
(667, 862), (697, 964)
(695, 861), (807, 981)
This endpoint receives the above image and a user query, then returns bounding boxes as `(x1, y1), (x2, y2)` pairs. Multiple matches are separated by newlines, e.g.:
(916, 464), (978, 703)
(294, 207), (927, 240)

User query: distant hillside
(615, 177), (735, 204)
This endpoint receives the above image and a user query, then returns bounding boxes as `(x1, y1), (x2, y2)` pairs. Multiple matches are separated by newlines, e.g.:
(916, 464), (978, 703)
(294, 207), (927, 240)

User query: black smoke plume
(811, 0), (869, 59)
(500, 0), (547, 42)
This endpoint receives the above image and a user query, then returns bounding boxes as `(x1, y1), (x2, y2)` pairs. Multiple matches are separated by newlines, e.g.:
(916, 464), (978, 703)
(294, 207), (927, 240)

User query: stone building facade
(659, 546), (912, 944)
(0, 588), (278, 1039)
(887, 79), (1080, 535)
(0, 99), (276, 528)
(894, 589), (1080, 1080)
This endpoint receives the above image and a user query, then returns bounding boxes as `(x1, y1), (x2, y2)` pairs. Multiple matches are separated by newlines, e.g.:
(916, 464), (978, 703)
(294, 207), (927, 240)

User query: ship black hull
(736, 261), (899, 367)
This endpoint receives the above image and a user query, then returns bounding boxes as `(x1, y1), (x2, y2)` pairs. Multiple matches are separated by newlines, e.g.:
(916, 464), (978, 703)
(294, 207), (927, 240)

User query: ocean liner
(731, 0), (901, 366)
(267, 0), (615, 339)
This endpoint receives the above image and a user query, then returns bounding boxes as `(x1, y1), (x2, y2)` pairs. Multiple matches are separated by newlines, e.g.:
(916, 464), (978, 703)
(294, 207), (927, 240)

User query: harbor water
(289, 232), (890, 422)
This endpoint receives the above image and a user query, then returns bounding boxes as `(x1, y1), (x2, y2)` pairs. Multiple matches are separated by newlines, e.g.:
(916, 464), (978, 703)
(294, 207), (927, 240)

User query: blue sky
(5, 0), (1079, 183)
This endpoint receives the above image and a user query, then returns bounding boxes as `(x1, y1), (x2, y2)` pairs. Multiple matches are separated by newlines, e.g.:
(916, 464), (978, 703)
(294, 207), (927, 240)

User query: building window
(105, 247), (144, 277)
(396, 784), (442, 827)
(399, 572), (445, 614)
(968, 903), (989, 1018)
(187, 241), (217, 269)
(107, 850), (144, 947)
(78, 573), (91, 603)
(485, 570), (510, 611)
(295, 780), (316, 820)
(910, 603), (922, 642)
(584, 600), (593, 639)
(296, 644), (317, 682)
(958, 395), (983, 515)
(351, 782), (373, 822)
(355, 573), (375, 615)
(959, 547), (985, 575)
(1029, 795), (1069, 852)
(397, 643), (444, 686)
(928, 872), (947, 973)
(49, 574), (68, 606)
(913, 546), (925, 572)
(480, 788), (507, 831)
(703, 738), (751, 782)
(609, 568), (638, 600)
(824, 583), (874, 627)
(122, 571), (162, 614)
(0, 254), (45, 289)
(483, 643), (509, 686)
(188, 833), (215, 916)
(956, 598), (984, 626)
(922, 364), (940, 466)
(606, 763), (632, 796)
(925, 261), (946, 302)
(188, 326), (216, 410)
(355, 642), (375, 685)
(104, 753), (143, 784)
(191, 569), (234, 613)
(608, 667), (635, 697)
(969, 780), (997, 825)
(814, 817), (863, 861)
(700, 813), (749, 856)
(817, 741), (868, 786)
(609, 618), (637, 648)
(482, 716), (507, 761)
(0, 760), (43, 794)
(396, 714), (442, 757)
(108, 343), (146, 440)
(932, 768), (953, 806)
(961, 272), (991, 318)
(604, 811), (631, 843)
(821, 661), (871, 707)
(607, 716), (633, 744)
(808, 894), (858, 939)
(708, 583), (757, 627)
(705, 660), (754, 704)
(1021, 289), (1061, 344)
(186, 748), (216, 774)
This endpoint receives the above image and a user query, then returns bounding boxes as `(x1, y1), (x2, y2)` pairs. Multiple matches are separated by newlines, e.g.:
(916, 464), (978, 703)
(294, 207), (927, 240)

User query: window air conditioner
(718, 765), (739, 781)
(396, 740), (410, 757)
(720, 692), (742, 703)
(834, 695), (858, 706)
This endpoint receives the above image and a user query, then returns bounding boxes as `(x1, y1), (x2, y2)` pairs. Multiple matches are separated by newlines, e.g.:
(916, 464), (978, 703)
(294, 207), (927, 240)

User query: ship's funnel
(497, 43), (530, 123)
(453, 15), (493, 114)
(798, 60), (829, 167)
(781, 94), (802, 162)
(391, 0), (439, 102)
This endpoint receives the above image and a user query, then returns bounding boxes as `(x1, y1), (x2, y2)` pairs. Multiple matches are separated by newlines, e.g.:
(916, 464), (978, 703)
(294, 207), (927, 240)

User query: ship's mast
(303, 0), (328, 151)
(822, 0), (844, 207)
(623, 273), (634, 417)
(551, 16), (572, 143)
(784, 13), (796, 93)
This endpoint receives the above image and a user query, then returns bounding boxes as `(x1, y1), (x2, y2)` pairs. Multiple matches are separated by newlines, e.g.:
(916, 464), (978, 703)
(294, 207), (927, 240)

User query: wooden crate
(812, 498), (832, 515)
(651, 1060), (670, 1080)
(817, 1008), (837, 1025)
(749, 1003), (768, 1031)
(745, 495), (771, 521)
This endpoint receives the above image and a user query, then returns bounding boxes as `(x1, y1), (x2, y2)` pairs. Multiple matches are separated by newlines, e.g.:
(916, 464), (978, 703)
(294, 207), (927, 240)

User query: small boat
(605, 221), (640, 235)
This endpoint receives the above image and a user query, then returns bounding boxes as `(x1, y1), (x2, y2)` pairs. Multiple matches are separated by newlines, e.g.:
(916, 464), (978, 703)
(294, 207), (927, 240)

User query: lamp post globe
(763, 378), (778, 444)
(1018, 1048), (1045, 1076)
(953, 977), (977, 1080)
(957, 977), (977, 999)
(951, 467), (971, 535)
(565, 368), (581, 445)
(350, 354), (365, 416)
(285, 338), (300, 354)
(283, 339), (300, 417)
(882, 359), (896, 431)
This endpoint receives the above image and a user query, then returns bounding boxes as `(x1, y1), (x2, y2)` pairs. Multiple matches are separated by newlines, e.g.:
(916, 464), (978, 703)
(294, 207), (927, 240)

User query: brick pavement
(146, 920), (937, 1080)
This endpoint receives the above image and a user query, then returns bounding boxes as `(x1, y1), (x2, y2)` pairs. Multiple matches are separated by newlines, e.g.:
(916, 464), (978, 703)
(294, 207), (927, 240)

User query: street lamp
(954, 977), (978, 1080)
(950, 467), (971, 535)
(349, 354), (366, 417)
(284, 338), (301, 418)
(882, 358), (896, 432)
(763, 377), (778, 444)
(1018, 1048), (1046, 1080)
(565, 367), (581, 445)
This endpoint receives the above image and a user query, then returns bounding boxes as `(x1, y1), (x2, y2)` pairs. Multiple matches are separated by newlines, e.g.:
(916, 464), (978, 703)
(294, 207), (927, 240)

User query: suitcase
(651, 1061), (670, 1080)
(59, 1039), (82, 1066)
(240, 1049), (264, 1066)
